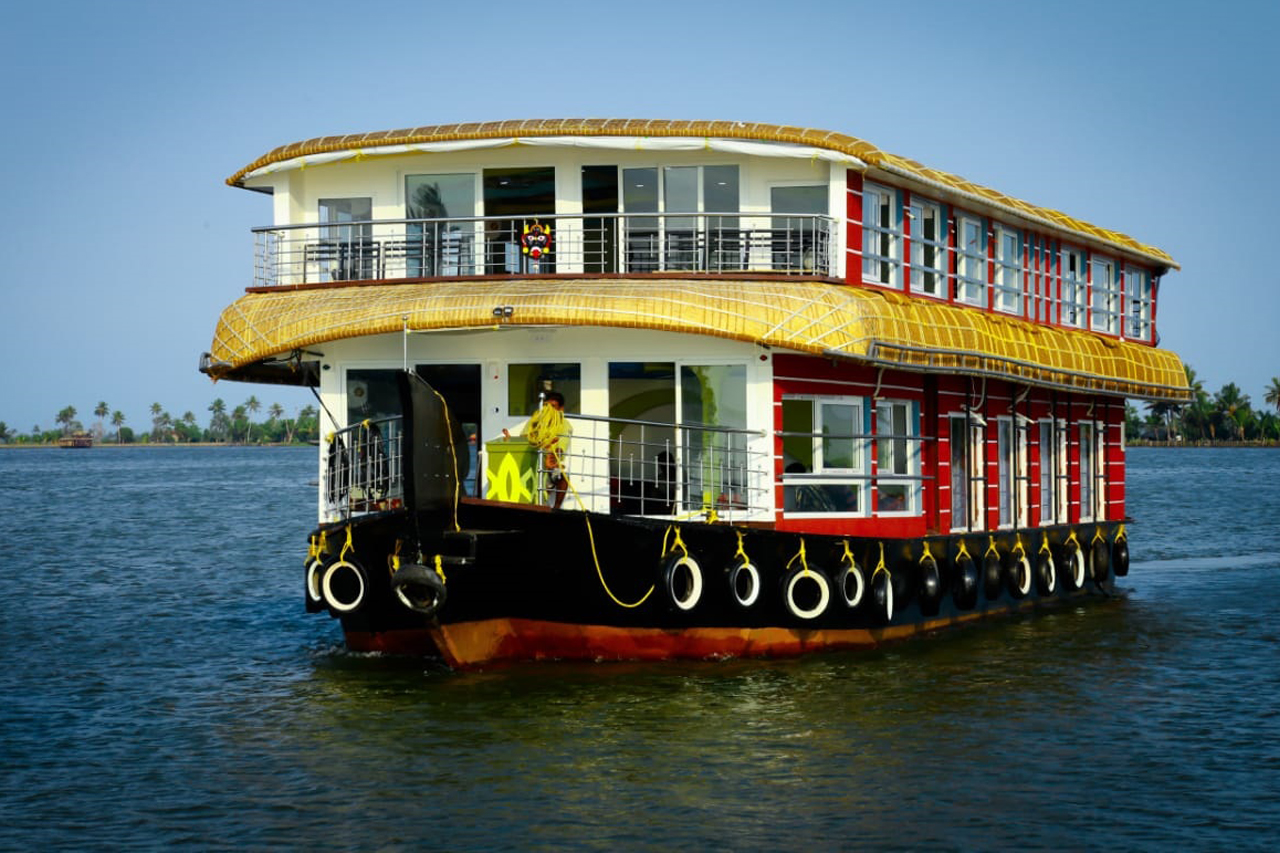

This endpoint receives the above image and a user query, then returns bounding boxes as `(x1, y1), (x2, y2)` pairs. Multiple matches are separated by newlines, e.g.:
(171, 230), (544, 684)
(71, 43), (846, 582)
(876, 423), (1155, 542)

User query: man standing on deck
(503, 391), (572, 509)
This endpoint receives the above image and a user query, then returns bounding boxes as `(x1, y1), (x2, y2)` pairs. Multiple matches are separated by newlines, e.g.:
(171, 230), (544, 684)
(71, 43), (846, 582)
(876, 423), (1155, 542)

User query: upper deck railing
(253, 212), (835, 288)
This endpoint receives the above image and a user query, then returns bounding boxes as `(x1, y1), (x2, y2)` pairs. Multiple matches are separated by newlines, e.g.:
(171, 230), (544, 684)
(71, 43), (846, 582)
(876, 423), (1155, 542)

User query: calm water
(1, 446), (1278, 850)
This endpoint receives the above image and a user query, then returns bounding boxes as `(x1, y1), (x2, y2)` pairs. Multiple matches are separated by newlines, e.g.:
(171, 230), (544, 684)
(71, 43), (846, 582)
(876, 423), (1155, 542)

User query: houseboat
(201, 119), (1189, 668)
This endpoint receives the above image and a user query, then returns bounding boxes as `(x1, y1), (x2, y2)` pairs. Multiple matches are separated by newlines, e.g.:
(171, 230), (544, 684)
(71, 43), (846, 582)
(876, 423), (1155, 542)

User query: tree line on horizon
(1127, 368), (1280, 444)
(1, 366), (1277, 446)
(0, 396), (321, 445)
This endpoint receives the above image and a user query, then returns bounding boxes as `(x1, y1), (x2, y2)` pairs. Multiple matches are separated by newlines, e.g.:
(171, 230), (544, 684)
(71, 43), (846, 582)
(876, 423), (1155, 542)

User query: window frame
(781, 394), (867, 517)
(1060, 245), (1088, 328)
(874, 399), (920, 515)
(907, 196), (947, 299)
(956, 214), (988, 307)
(1090, 255), (1120, 334)
(993, 225), (1023, 315)
(861, 182), (902, 289)
(1124, 264), (1153, 341)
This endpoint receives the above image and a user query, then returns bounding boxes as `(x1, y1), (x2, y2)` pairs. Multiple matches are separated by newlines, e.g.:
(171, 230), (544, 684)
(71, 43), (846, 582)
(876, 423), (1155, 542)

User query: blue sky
(2, 0), (1277, 434)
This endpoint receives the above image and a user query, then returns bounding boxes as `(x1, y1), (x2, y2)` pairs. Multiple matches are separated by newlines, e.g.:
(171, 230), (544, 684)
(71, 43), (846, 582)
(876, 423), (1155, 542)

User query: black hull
(304, 500), (1126, 668)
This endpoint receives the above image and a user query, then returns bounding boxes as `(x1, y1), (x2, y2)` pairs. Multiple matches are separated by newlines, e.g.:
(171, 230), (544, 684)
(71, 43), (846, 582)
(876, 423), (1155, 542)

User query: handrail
(253, 211), (837, 287)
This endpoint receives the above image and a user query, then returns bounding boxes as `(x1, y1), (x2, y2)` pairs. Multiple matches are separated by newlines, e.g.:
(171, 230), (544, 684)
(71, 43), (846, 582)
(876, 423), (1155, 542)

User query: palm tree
(93, 401), (109, 438)
(245, 395), (261, 443)
(56, 405), (78, 436)
(1213, 382), (1250, 441)
(208, 398), (229, 442)
(111, 410), (126, 444)
(1266, 377), (1280, 414)
(0, 421), (13, 443)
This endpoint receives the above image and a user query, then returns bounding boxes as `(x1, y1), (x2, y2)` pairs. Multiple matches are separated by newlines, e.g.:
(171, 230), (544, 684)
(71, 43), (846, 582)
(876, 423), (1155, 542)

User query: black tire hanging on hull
(1113, 538), (1130, 577)
(983, 552), (1003, 601)
(918, 555), (942, 617)
(953, 555), (979, 611)
(391, 563), (448, 617)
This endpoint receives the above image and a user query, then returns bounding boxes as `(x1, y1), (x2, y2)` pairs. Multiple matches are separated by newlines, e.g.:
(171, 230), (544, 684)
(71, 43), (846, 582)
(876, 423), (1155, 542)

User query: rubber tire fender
(1035, 551), (1057, 596)
(391, 563), (448, 617)
(1113, 538), (1130, 578)
(1063, 545), (1086, 591)
(835, 559), (866, 609)
(781, 565), (831, 621)
(953, 555), (979, 611)
(663, 553), (704, 613)
(1006, 551), (1032, 600)
(1091, 539), (1110, 584)
(322, 559), (368, 614)
(305, 557), (328, 613)
(918, 556), (942, 617)
(870, 569), (894, 625)
(727, 558), (761, 609)
(983, 552), (1004, 601)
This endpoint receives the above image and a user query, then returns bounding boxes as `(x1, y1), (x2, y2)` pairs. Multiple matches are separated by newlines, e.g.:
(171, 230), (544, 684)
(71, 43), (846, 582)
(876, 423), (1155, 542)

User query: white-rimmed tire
(728, 558), (761, 609)
(663, 553), (704, 613)
(782, 566), (830, 621)
(322, 559), (368, 614)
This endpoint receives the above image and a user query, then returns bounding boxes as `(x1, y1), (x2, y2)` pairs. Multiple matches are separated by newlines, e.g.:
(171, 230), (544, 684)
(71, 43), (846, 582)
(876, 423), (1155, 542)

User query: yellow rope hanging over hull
(204, 278), (1190, 401)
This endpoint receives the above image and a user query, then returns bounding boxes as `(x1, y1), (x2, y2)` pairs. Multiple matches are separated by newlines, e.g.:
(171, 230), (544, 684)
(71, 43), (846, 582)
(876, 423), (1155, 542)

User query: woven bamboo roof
(204, 279), (1189, 401)
(227, 118), (1176, 270)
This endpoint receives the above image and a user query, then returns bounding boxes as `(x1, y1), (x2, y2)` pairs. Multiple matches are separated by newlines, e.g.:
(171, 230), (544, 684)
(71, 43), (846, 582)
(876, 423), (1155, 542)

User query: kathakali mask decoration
(521, 221), (553, 260)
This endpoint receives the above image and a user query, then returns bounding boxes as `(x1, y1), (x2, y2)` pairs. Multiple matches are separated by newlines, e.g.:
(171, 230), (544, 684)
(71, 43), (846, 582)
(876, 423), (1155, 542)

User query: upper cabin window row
(857, 181), (1158, 343)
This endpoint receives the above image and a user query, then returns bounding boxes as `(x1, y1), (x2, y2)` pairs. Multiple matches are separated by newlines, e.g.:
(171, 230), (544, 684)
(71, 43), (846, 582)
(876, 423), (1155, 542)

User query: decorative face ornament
(521, 221), (552, 260)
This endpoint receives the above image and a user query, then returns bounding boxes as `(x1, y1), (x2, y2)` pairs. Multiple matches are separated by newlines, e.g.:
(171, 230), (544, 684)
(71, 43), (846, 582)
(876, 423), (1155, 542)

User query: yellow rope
(554, 462), (653, 608)
(872, 541), (890, 581)
(1039, 531), (1052, 555)
(734, 530), (749, 562)
(1066, 530), (1081, 552)
(1012, 533), (1026, 559)
(585, 512), (653, 609)
(1116, 523), (1126, 543)
(389, 539), (402, 575)
(429, 386), (462, 533)
(840, 539), (857, 568)
(984, 534), (1000, 559)
(524, 404), (566, 451)
(919, 541), (934, 565)
(432, 554), (447, 584)
(956, 539), (972, 562)
(339, 526), (354, 560)
(307, 534), (317, 560)
(785, 538), (811, 577)
(1091, 526), (1107, 545)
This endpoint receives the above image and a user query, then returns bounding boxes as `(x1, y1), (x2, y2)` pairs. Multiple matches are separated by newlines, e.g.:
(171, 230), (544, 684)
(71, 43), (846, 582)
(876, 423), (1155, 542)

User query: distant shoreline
(0, 442), (313, 450)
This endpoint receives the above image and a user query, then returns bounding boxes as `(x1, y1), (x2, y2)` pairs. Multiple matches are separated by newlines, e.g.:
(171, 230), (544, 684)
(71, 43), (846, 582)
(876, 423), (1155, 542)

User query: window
(956, 215), (987, 307)
(1039, 419), (1068, 525)
(996, 416), (1029, 528)
(508, 363), (581, 416)
(1090, 256), (1119, 334)
(949, 413), (985, 530)
(772, 185), (828, 273)
(993, 226), (1022, 315)
(404, 174), (476, 276)
(782, 397), (864, 514)
(875, 401), (918, 513)
(1079, 422), (1094, 521)
(1030, 237), (1055, 323)
(623, 166), (739, 272)
(317, 197), (375, 282)
(1061, 246), (1087, 327)
(862, 183), (901, 287)
(908, 197), (947, 297)
(1125, 265), (1153, 341)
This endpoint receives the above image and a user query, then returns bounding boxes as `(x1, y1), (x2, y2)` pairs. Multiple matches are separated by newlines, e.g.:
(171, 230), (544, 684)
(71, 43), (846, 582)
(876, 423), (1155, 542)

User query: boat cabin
(206, 119), (1188, 541)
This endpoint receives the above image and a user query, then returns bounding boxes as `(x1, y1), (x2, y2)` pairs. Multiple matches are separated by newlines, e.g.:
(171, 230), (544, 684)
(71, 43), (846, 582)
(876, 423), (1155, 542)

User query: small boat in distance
(201, 118), (1189, 668)
(57, 432), (94, 449)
